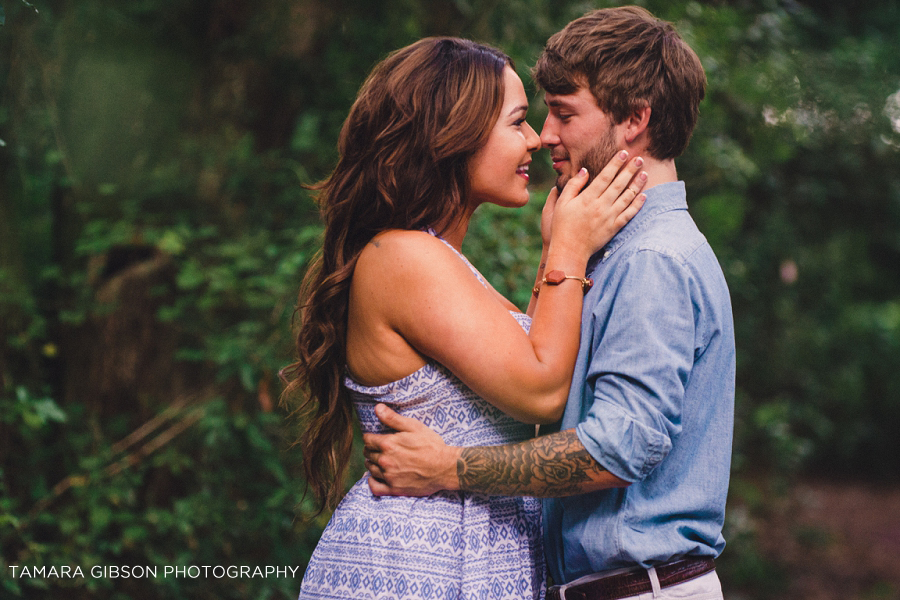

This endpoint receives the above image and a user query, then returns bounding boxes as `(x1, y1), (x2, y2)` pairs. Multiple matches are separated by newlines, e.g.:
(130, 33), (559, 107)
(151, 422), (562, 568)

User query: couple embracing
(283, 6), (734, 600)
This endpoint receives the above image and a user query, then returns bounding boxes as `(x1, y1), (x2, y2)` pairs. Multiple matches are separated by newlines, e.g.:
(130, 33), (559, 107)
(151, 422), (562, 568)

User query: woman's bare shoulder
(356, 229), (461, 275)
(365, 229), (439, 251)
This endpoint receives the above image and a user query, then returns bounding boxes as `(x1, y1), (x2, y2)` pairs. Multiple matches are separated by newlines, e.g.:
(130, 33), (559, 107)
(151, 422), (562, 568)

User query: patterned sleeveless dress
(298, 233), (545, 599)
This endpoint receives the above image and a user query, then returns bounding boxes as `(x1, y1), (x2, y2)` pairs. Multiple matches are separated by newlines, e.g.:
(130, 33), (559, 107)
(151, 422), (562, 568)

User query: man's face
(541, 86), (620, 191)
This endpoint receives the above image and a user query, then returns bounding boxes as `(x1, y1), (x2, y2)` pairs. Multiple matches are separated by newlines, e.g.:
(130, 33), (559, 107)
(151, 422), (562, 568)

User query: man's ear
(623, 106), (652, 144)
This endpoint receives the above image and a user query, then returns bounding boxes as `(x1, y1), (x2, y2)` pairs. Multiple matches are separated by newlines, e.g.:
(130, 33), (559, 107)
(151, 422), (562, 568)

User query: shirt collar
(589, 181), (688, 269)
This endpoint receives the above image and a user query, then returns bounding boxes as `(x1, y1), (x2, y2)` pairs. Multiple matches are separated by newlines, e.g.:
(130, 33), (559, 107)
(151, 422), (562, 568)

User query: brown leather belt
(546, 558), (716, 600)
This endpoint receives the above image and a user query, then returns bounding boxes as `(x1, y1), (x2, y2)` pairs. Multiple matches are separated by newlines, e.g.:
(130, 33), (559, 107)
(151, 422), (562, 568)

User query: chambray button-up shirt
(542, 181), (735, 584)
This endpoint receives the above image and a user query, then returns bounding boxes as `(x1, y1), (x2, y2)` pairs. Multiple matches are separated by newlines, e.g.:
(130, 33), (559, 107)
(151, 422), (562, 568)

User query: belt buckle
(548, 584), (574, 600)
(557, 583), (586, 600)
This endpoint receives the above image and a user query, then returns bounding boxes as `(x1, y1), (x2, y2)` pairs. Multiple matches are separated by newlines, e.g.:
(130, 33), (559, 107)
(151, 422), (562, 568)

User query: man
(363, 6), (735, 599)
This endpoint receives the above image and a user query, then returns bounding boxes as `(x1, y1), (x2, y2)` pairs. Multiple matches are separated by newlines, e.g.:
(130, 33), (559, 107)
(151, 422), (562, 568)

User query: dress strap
(425, 228), (489, 288)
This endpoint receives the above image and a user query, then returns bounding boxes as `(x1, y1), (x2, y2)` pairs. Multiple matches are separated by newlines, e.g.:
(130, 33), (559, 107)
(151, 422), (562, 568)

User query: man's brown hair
(533, 6), (706, 159)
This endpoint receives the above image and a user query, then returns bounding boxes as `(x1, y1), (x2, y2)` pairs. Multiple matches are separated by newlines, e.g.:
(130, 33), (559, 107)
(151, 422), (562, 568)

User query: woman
(282, 37), (646, 599)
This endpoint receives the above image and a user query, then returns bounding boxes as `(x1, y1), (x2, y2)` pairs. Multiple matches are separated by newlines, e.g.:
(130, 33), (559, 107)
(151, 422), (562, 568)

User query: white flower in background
(885, 89), (900, 134)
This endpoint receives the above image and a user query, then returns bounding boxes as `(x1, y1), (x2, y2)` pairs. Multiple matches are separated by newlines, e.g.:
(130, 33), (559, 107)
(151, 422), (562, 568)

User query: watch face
(545, 269), (566, 284)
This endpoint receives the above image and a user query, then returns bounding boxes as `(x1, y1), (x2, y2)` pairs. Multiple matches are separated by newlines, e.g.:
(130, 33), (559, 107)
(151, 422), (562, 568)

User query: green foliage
(1, 390), (317, 599)
(464, 192), (546, 310)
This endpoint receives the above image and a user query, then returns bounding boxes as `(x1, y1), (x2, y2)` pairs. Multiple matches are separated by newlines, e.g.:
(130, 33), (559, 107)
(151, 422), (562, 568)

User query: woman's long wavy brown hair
(281, 37), (512, 513)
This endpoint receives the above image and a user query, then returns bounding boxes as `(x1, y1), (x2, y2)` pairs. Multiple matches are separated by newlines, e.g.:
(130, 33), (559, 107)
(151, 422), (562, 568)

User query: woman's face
(468, 66), (541, 209)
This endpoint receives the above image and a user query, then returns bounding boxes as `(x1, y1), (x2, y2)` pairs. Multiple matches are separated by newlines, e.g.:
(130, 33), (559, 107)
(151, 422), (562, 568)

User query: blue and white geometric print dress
(298, 233), (546, 600)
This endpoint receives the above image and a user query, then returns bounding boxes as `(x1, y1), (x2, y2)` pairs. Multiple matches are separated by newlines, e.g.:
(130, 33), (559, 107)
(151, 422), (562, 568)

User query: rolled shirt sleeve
(576, 247), (698, 483)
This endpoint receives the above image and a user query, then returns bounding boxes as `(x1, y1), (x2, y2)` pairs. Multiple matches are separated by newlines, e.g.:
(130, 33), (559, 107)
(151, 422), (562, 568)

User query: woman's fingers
(541, 186), (561, 246)
(615, 192), (647, 228)
(582, 155), (644, 201)
(580, 150), (632, 197)
(555, 167), (591, 204)
(544, 186), (561, 209)
(558, 152), (642, 213)
(613, 170), (648, 209)
(548, 151), (649, 257)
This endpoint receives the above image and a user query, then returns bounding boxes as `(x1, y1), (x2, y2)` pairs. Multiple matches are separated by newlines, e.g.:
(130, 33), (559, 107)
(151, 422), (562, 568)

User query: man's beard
(555, 124), (619, 192)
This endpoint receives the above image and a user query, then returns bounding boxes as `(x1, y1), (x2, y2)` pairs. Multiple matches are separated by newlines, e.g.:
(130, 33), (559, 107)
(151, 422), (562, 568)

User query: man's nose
(539, 117), (558, 148)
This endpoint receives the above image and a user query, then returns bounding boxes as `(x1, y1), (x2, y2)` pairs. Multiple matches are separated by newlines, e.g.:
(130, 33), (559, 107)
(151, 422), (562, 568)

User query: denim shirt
(542, 181), (735, 583)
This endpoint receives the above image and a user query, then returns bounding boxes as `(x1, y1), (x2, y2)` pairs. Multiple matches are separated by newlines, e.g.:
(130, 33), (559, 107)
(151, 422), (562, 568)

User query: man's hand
(365, 406), (629, 498)
(363, 404), (461, 497)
